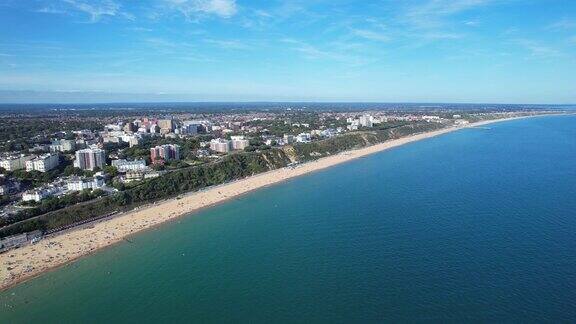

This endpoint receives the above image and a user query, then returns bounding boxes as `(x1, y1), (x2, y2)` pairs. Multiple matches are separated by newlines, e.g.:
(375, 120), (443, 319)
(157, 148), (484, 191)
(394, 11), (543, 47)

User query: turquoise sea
(1, 115), (575, 323)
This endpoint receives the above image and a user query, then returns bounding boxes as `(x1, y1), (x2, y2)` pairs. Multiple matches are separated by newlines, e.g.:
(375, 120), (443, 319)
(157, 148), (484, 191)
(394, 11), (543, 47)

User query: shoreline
(0, 114), (558, 291)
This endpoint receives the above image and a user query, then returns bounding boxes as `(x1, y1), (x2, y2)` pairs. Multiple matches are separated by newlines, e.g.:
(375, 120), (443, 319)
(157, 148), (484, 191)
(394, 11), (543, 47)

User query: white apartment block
(22, 187), (59, 202)
(25, 154), (59, 172)
(296, 133), (311, 143)
(111, 159), (148, 172)
(422, 115), (441, 122)
(231, 136), (250, 150)
(67, 176), (105, 192)
(0, 155), (34, 171)
(50, 139), (75, 152)
(359, 115), (373, 128)
(210, 138), (232, 153)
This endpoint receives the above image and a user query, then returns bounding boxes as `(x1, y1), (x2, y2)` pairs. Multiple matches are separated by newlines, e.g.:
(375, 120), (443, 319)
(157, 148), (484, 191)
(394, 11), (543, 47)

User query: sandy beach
(0, 115), (549, 291)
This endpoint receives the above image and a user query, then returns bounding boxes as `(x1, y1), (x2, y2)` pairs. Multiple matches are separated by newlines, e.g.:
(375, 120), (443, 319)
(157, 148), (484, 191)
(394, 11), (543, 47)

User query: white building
(67, 176), (105, 192)
(210, 138), (232, 153)
(422, 115), (441, 122)
(22, 187), (58, 202)
(231, 136), (250, 150)
(320, 129), (336, 138)
(104, 124), (122, 132)
(103, 131), (142, 148)
(347, 119), (360, 131)
(124, 170), (161, 182)
(111, 159), (147, 172)
(296, 133), (311, 143)
(359, 115), (373, 128)
(50, 139), (75, 152)
(74, 148), (106, 171)
(25, 153), (59, 172)
(0, 155), (33, 171)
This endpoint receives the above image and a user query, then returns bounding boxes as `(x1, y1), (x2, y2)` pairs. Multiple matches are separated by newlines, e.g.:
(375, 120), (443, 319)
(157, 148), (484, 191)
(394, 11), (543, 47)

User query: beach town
(0, 105), (560, 290)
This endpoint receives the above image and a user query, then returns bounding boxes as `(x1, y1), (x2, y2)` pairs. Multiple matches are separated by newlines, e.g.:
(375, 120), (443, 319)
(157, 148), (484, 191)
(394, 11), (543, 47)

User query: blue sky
(0, 0), (575, 104)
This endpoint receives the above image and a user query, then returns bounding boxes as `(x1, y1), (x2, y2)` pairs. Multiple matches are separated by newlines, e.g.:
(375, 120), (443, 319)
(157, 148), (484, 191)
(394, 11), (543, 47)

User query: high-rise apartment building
(74, 148), (106, 171)
(150, 144), (181, 162)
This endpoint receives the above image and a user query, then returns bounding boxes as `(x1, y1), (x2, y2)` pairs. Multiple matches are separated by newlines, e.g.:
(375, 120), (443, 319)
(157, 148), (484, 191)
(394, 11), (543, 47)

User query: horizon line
(0, 101), (575, 106)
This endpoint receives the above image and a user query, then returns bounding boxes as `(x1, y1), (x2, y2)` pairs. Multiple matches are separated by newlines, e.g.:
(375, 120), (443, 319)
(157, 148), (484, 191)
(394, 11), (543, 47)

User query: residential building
(124, 170), (161, 182)
(74, 148), (106, 171)
(111, 159), (147, 172)
(359, 115), (373, 128)
(422, 115), (441, 122)
(124, 122), (137, 133)
(296, 133), (311, 143)
(182, 121), (203, 134)
(320, 129), (336, 138)
(49, 139), (75, 152)
(67, 176), (105, 191)
(120, 134), (141, 147)
(210, 138), (231, 153)
(25, 153), (59, 172)
(150, 144), (181, 162)
(157, 119), (174, 132)
(22, 187), (59, 202)
(231, 136), (250, 150)
(0, 155), (33, 171)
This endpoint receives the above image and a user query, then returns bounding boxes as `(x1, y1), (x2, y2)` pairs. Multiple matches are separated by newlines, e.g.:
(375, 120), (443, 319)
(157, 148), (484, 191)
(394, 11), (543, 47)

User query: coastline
(0, 115), (555, 291)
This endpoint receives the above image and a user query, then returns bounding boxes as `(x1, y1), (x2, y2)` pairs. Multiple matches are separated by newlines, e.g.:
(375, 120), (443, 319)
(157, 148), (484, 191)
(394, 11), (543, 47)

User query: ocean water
(1, 115), (575, 323)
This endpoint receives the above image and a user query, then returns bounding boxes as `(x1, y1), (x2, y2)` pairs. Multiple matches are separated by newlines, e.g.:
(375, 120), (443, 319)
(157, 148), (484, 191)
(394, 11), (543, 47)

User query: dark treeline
(0, 122), (444, 238)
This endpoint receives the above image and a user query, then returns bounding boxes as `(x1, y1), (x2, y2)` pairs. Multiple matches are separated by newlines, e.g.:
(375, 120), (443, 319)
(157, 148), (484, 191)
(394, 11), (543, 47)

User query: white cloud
(254, 9), (272, 18)
(281, 39), (373, 66)
(165, 0), (237, 19)
(64, 0), (121, 22)
(204, 39), (251, 50)
(547, 19), (576, 31)
(514, 39), (564, 58)
(36, 7), (67, 15)
(36, 0), (133, 22)
(351, 29), (391, 42)
(464, 20), (480, 26)
(420, 32), (462, 40)
(403, 0), (490, 29)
